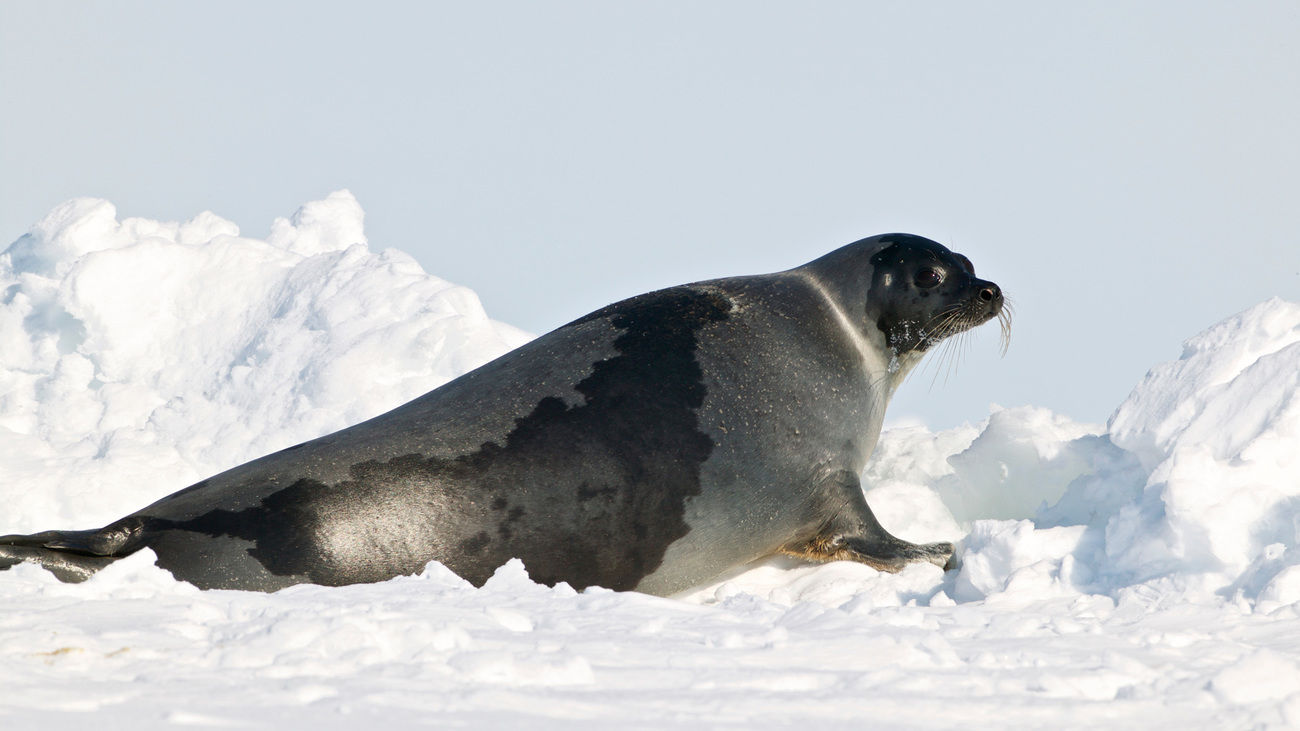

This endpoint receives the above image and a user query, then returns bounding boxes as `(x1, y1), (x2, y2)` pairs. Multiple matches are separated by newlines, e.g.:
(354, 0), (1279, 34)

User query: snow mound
(0, 191), (531, 531)
(1104, 299), (1300, 590)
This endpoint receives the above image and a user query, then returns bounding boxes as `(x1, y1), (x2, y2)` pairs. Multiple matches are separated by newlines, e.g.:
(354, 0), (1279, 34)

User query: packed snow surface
(2, 194), (1298, 728)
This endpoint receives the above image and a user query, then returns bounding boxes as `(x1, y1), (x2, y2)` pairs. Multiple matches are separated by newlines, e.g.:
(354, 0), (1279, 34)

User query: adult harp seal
(1, 233), (1005, 595)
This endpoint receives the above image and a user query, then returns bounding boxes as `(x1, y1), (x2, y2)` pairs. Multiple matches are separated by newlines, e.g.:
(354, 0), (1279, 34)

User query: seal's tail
(0, 531), (121, 582)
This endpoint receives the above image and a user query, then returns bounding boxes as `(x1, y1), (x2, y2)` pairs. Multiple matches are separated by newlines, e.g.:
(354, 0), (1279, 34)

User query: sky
(3, 1), (1298, 429)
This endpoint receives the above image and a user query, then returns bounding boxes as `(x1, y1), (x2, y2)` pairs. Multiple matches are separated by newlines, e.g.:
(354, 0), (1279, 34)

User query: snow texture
(2, 194), (1299, 728)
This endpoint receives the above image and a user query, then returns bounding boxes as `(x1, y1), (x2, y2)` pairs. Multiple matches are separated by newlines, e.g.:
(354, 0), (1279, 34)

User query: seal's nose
(975, 281), (1003, 313)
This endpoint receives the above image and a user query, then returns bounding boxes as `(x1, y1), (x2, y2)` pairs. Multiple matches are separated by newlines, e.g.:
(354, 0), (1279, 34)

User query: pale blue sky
(3, 1), (1298, 428)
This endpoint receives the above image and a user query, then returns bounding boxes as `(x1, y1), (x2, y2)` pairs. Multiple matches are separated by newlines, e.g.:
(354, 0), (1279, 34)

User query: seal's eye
(954, 254), (974, 275)
(915, 268), (943, 288)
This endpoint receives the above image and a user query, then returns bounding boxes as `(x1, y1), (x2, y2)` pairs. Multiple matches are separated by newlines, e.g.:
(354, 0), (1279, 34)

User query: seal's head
(798, 232), (1009, 382)
(863, 233), (1006, 358)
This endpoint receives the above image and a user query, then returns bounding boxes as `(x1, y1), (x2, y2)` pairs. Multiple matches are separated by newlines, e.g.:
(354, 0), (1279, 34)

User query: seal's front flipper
(778, 470), (954, 573)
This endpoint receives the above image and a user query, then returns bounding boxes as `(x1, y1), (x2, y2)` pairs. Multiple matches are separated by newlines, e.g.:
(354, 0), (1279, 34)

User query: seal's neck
(790, 268), (903, 389)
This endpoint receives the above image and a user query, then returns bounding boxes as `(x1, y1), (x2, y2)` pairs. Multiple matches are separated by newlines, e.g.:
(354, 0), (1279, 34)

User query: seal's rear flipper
(0, 525), (136, 583)
(0, 544), (119, 582)
(778, 470), (956, 573)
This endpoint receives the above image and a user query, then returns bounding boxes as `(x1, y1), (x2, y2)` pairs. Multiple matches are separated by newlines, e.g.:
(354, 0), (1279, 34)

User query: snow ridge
(0, 191), (529, 530)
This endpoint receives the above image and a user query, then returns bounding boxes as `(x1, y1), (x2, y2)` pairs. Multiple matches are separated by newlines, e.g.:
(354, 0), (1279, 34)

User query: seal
(0, 233), (1006, 595)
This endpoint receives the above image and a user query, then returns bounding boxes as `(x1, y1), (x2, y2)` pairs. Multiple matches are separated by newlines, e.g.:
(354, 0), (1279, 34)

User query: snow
(3, 194), (1299, 728)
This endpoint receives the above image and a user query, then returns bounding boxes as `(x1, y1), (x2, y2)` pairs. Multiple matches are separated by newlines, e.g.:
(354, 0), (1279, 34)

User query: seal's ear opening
(954, 253), (975, 275)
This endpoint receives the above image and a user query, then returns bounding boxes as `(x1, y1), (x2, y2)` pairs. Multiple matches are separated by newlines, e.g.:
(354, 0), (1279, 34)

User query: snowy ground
(2, 194), (1299, 728)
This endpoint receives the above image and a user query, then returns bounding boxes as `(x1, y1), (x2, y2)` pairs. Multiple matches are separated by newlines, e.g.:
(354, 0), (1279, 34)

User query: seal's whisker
(915, 296), (1005, 390)
(925, 339), (954, 390)
(945, 329), (973, 382)
(996, 296), (1015, 356)
(921, 305), (964, 333)
(922, 325), (965, 389)
(922, 308), (964, 346)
